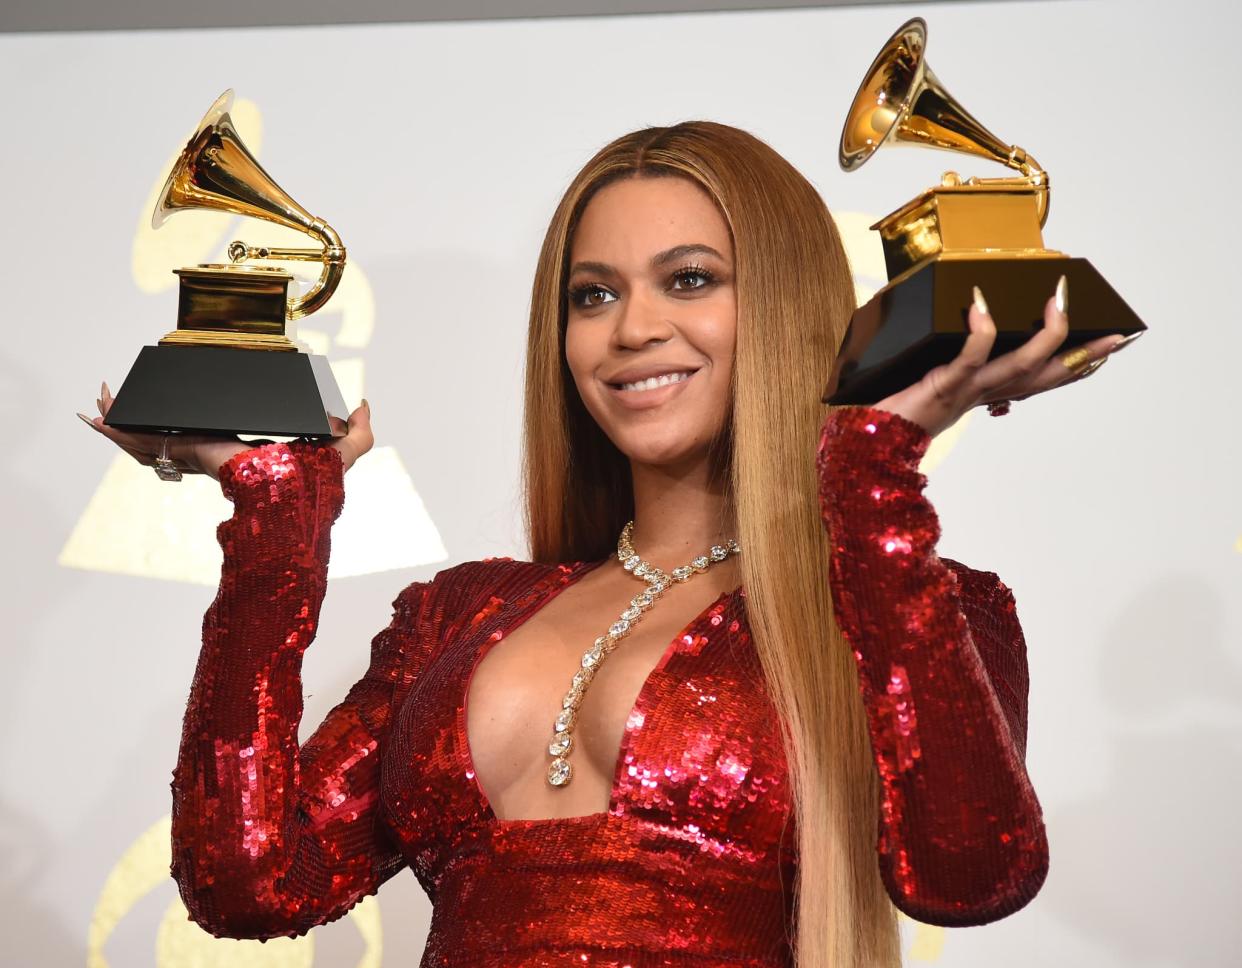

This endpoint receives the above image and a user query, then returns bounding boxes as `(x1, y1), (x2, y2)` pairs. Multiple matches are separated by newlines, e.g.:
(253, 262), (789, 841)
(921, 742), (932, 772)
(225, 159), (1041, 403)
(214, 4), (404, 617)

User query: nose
(611, 286), (674, 350)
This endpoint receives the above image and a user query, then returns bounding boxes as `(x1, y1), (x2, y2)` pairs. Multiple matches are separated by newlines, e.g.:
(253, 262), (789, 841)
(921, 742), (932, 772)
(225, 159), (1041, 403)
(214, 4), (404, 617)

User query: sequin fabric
(816, 406), (1048, 926)
(170, 405), (1048, 963)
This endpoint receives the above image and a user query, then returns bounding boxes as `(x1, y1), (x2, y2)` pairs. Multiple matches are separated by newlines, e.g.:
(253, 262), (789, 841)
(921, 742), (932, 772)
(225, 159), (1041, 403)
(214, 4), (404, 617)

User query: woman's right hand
(79, 382), (375, 482)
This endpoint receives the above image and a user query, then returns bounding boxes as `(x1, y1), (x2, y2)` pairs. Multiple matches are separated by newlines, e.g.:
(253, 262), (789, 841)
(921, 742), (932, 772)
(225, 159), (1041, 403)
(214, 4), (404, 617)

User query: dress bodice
(376, 561), (794, 964)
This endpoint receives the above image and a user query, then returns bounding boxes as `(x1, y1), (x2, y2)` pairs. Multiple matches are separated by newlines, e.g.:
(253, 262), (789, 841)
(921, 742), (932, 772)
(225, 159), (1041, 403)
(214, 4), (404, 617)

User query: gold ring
(1058, 345), (1095, 375)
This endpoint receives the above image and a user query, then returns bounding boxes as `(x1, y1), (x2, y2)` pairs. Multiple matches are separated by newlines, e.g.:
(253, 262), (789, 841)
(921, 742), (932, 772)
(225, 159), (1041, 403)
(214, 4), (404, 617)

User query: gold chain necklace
(545, 520), (742, 788)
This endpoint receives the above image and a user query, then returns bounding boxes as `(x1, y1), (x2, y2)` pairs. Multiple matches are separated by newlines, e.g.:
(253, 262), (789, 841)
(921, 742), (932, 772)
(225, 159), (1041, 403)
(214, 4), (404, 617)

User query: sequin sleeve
(816, 406), (1049, 927)
(169, 441), (429, 939)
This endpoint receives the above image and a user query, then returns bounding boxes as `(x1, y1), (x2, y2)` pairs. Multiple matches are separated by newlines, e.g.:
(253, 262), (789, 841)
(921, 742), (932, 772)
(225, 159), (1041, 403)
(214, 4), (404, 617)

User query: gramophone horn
(150, 89), (345, 319)
(838, 17), (1048, 224)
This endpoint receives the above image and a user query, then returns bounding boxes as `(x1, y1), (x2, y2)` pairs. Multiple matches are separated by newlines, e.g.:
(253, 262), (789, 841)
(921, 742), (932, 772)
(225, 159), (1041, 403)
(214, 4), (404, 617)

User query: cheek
(698, 307), (737, 429)
(563, 323), (593, 387)
(699, 304), (737, 381)
(563, 323), (608, 416)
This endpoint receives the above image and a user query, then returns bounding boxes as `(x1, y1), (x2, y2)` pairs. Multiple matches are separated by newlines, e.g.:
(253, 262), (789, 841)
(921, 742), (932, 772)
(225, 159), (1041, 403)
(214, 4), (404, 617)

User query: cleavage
(463, 575), (724, 822)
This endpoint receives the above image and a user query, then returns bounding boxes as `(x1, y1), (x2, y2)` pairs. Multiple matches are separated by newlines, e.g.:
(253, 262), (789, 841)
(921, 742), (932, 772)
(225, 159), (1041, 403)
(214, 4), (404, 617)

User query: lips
(603, 366), (700, 410)
(616, 371), (694, 392)
(605, 363), (702, 387)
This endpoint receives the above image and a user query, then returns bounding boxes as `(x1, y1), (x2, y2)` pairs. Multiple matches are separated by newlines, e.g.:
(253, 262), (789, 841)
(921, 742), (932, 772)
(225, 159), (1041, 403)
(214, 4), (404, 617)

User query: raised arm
(816, 405), (1049, 927)
(169, 441), (434, 939)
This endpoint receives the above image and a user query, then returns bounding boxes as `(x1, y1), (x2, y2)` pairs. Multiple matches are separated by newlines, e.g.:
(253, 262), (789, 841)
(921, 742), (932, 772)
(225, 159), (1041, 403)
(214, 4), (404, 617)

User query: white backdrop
(2, 1), (1239, 965)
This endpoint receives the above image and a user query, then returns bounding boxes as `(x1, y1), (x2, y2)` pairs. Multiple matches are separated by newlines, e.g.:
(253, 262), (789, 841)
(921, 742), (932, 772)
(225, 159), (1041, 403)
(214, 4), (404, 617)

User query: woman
(81, 122), (1134, 966)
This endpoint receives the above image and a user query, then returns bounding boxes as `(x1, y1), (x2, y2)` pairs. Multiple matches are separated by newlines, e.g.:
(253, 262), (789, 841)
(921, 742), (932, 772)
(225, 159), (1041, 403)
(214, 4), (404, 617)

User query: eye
(567, 283), (616, 309)
(670, 264), (715, 292)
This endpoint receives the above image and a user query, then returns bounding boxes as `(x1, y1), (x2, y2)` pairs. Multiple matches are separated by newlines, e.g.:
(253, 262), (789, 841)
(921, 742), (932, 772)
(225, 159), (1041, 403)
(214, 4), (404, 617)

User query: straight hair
(523, 121), (901, 966)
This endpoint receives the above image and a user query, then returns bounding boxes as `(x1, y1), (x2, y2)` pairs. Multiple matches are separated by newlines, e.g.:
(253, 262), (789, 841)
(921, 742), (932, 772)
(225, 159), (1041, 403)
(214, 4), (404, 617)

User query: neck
(625, 451), (737, 572)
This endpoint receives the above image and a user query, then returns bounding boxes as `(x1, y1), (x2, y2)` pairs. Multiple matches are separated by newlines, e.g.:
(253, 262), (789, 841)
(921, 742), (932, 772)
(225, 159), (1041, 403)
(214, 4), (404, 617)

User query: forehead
(570, 175), (733, 262)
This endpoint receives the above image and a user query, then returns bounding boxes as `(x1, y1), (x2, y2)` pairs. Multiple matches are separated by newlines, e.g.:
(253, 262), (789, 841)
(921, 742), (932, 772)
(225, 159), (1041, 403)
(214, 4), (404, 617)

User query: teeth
(619, 371), (693, 392)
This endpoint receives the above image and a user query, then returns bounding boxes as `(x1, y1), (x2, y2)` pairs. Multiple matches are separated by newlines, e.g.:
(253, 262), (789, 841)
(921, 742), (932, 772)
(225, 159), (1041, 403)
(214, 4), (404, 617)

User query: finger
(350, 399), (374, 453)
(1060, 353), (1109, 387)
(87, 424), (156, 465)
(1051, 333), (1123, 387)
(332, 400), (374, 468)
(985, 332), (1121, 403)
(78, 411), (150, 458)
(976, 279), (1070, 394)
(929, 288), (997, 401)
(120, 445), (156, 467)
(79, 411), (117, 440)
(350, 399), (373, 436)
(83, 413), (161, 458)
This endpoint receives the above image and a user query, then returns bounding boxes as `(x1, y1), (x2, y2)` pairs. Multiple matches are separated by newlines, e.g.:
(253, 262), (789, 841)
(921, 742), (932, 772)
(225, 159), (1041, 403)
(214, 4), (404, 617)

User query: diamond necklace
(545, 520), (742, 788)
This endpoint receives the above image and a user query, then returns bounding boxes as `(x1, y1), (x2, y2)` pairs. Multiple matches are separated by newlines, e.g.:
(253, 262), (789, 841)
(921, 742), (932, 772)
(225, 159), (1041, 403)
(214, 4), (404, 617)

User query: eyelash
(567, 263), (716, 308)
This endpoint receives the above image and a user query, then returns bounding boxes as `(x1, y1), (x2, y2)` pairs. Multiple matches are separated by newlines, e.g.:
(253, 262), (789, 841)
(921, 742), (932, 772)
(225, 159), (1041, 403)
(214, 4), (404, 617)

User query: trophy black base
(104, 344), (350, 438)
(823, 256), (1147, 405)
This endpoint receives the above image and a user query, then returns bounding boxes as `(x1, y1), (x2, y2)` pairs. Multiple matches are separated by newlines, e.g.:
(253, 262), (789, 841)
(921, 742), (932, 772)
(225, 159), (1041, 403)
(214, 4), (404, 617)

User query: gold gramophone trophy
(104, 90), (349, 437)
(823, 18), (1146, 404)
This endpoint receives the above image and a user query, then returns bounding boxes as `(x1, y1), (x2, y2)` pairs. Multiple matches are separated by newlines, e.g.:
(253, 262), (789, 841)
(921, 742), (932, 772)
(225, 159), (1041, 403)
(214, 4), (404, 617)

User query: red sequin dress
(170, 405), (1048, 965)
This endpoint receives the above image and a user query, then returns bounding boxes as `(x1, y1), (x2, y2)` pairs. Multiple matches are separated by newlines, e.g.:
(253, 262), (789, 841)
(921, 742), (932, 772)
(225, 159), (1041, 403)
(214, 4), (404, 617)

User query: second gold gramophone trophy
(104, 90), (350, 437)
(823, 18), (1147, 405)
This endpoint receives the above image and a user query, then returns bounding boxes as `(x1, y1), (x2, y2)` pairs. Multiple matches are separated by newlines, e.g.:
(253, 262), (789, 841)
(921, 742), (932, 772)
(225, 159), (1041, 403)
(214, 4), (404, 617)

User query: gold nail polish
(972, 285), (989, 315)
(1055, 274), (1069, 315)
(77, 412), (100, 430)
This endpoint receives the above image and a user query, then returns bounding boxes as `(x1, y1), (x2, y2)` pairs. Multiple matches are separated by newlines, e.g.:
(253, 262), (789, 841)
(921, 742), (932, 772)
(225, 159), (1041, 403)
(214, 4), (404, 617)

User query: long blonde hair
(522, 122), (900, 966)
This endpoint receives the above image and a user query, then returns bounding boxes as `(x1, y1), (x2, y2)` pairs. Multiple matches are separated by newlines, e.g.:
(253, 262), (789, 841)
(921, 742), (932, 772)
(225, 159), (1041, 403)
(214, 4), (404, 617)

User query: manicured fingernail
(1055, 274), (1069, 315)
(77, 412), (101, 431)
(362, 397), (371, 413)
(1109, 331), (1145, 353)
(972, 285), (989, 315)
(1077, 356), (1107, 378)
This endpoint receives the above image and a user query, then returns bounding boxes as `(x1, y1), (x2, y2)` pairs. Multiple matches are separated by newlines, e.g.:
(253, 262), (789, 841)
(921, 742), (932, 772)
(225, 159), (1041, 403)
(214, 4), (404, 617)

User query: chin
(574, 377), (730, 470)
(606, 423), (717, 469)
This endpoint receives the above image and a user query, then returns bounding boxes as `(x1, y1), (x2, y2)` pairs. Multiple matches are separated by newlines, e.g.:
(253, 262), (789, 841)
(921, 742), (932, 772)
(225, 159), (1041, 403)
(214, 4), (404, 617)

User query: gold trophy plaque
(823, 18), (1146, 404)
(104, 90), (349, 437)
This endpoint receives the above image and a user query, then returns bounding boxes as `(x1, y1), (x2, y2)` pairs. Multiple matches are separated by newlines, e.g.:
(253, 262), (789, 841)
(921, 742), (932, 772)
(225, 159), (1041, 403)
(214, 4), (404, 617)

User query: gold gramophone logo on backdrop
(59, 91), (446, 583)
(823, 17), (1147, 404)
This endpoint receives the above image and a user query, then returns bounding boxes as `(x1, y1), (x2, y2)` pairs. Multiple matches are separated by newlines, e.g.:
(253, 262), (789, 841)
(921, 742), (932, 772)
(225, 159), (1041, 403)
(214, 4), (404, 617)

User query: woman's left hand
(873, 276), (1138, 438)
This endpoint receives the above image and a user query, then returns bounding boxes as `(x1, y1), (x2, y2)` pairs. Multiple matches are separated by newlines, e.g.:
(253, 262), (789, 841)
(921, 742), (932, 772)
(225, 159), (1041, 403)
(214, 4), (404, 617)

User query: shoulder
(387, 556), (576, 634)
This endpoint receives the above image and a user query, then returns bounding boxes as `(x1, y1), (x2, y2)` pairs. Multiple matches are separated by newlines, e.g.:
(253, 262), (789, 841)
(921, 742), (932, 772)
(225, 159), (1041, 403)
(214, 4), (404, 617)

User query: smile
(618, 371), (695, 392)
(605, 368), (700, 410)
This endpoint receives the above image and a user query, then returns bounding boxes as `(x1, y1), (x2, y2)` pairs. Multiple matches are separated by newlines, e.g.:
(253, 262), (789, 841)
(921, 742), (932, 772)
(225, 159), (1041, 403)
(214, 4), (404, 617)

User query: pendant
(544, 521), (740, 789)
(547, 757), (572, 786)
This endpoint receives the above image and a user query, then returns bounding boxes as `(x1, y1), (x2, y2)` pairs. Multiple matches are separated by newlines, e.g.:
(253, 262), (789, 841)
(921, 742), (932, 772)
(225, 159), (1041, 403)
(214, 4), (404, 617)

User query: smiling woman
(85, 120), (1065, 968)
(565, 178), (738, 461)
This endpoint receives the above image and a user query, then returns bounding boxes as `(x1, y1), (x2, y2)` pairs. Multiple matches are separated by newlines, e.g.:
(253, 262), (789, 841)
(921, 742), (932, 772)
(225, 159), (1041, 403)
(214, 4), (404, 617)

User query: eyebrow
(568, 243), (727, 278)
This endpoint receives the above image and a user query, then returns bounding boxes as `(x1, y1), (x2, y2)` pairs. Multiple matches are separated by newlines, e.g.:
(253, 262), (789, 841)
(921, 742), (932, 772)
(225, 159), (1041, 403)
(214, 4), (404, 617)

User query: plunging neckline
(457, 558), (742, 829)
